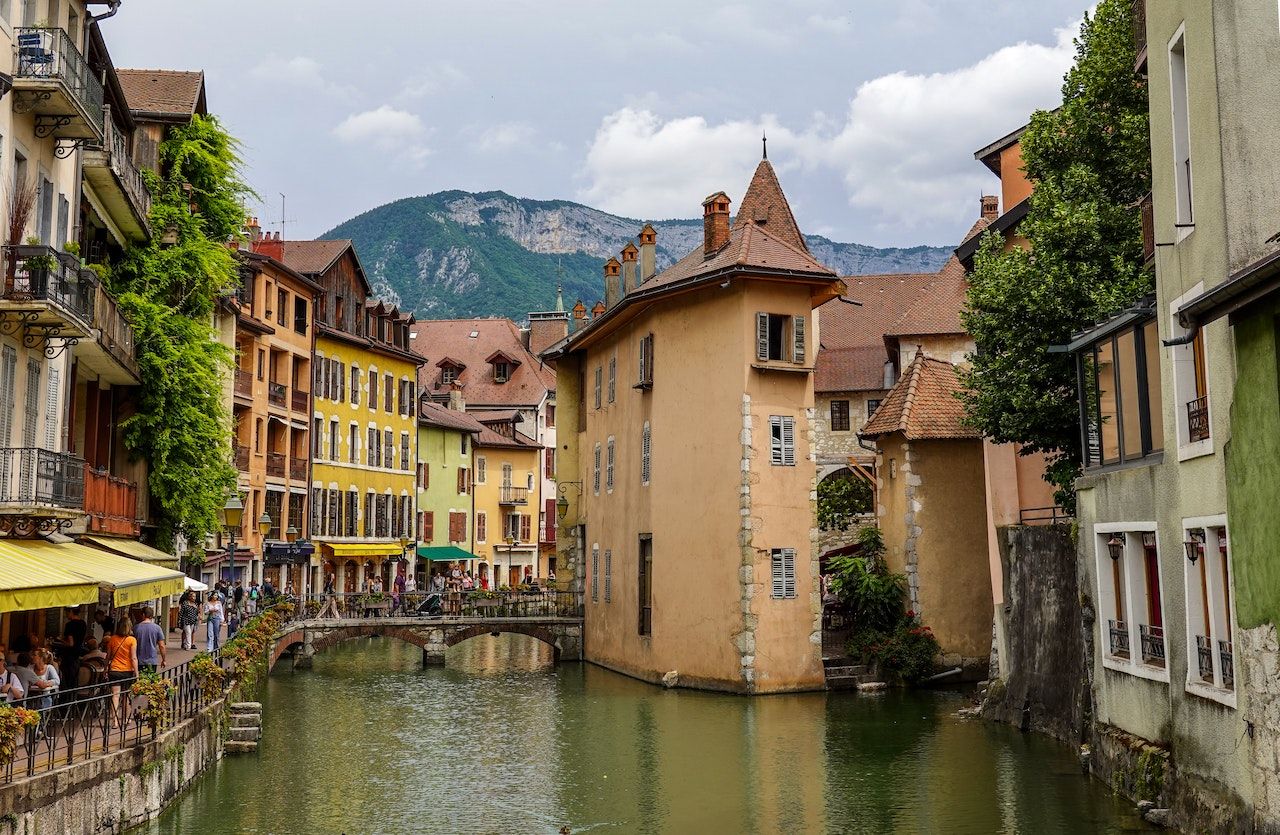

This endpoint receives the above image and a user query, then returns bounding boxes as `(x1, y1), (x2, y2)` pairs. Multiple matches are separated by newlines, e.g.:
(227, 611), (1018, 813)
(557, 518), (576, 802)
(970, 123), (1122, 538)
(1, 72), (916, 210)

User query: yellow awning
(318, 541), (402, 558)
(21, 541), (186, 608)
(0, 540), (99, 614)
(81, 536), (181, 570)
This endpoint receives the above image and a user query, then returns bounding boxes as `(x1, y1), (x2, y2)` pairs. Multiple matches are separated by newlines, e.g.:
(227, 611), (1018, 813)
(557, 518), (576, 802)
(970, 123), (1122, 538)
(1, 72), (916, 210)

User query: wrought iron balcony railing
(289, 456), (308, 481)
(266, 452), (285, 478)
(13, 27), (105, 141)
(1187, 396), (1210, 443)
(0, 447), (84, 510)
(291, 388), (309, 413)
(83, 107), (151, 235)
(1219, 640), (1234, 688)
(499, 485), (529, 505)
(1195, 634), (1214, 682)
(1107, 619), (1130, 659)
(268, 382), (287, 407)
(2, 245), (96, 323)
(234, 369), (253, 398)
(1139, 623), (1165, 667)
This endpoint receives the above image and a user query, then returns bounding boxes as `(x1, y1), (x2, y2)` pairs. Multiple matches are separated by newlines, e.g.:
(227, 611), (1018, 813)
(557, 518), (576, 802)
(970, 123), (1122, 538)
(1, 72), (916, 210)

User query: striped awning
(0, 540), (99, 613)
(318, 541), (403, 558)
(21, 541), (185, 608)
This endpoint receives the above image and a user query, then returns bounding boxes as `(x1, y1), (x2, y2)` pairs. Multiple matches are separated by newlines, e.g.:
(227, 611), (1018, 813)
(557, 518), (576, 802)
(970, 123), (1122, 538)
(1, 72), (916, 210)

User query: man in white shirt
(0, 657), (26, 703)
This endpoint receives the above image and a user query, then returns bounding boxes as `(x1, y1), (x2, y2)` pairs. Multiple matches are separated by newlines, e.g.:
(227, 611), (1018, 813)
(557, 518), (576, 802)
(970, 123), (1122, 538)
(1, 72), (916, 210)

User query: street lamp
(555, 482), (582, 523)
(221, 494), (245, 584)
(1106, 533), (1125, 561)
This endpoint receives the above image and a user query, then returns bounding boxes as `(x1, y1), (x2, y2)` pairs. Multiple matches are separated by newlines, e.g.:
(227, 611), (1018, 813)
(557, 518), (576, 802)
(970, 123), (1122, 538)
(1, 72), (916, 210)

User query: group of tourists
(180, 579), (278, 653)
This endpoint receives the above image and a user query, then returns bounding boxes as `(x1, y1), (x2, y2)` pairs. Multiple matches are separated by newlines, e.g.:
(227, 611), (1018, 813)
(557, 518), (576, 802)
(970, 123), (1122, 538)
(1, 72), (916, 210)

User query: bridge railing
(296, 589), (582, 620)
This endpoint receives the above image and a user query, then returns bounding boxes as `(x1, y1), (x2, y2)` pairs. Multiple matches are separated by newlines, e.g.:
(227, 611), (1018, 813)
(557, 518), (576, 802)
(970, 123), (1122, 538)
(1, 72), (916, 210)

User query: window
(755, 313), (805, 363)
(1079, 319), (1163, 468)
(346, 490), (358, 536)
(257, 349), (266, 381)
(641, 422), (651, 485)
(1184, 522), (1234, 698)
(607, 356), (616, 403)
(604, 548), (612, 602)
(638, 535), (653, 635)
(21, 359), (38, 447)
(1169, 30), (1193, 228)
(637, 333), (654, 388)
(606, 437), (615, 492)
(449, 511), (467, 543)
(460, 432), (468, 456)
(350, 366), (360, 406)
(329, 420), (339, 462)
(1094, 526), (1168, 681)
(401, 433), (411, 470)
(546, 404), (555, 427)
(294, 297), (308, 335)
(771, 548), (797, 599)
(494, 361), (511, 383)
(384, 374), (394, 412)
(476, 456), (487, 484)
(422, 511), (434, 543)
(457, 467), (469, 494)
(364, 492), (374, 537)
(504, 512), (521, 541)
(327, 490), (339, 537)
(830, 400), (850, 432)
(367, 427), (379, 467)
(476, 512), (487, 544)
(313, 418), (323, 458)
(368, 370), (378, 410)
(544, 447), (555, 480)
(769, 416), (796, 466)
(384, 430), (394, 468)
(441, 366), (457, 386)
(591, 545), (599, 603)
(593, 366), (602, 409)
(592, 444), (601, 495)
(275, 289), (287, 326)
(310, 488), (321, 536)
(867, 399), (883, 419)
(349, 425), (358, 464)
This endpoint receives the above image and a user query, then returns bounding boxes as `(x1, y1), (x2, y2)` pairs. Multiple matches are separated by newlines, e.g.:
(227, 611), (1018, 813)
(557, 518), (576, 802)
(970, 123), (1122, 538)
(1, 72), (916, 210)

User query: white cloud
(476, 121), (537, 152)
(806, 14), (852, 34)
(333, 106), (431, 163)
(250, 55), (355, 99)
(398, 62), (469, 101)
(578, 21), (1077, 239)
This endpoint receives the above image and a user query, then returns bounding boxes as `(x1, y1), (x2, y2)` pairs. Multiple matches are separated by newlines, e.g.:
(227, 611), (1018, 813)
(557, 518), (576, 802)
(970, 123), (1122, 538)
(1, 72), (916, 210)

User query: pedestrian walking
(204, 594), (225, 652)
(134, 607), (166, 674)
(179, 592), (199, 650)
(104, 619), (137, 727)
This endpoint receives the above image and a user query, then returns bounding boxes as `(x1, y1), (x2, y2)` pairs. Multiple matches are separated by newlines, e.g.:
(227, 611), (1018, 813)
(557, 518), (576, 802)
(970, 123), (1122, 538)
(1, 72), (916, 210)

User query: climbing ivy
(112, 115), (253, 549)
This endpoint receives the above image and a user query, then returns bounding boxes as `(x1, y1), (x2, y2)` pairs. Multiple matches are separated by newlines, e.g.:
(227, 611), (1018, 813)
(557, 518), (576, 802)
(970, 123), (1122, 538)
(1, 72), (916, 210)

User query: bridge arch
(444, 623), (563, 661)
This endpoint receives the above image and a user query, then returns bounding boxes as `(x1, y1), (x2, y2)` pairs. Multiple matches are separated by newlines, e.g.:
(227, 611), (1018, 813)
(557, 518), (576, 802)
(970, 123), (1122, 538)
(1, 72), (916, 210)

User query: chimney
(638, 224), (657, 283)
(702, 191), (731, 257)
(981, 195), (999, 221)
(591, 300), (606, 318)
(571, 300), (587, 332)
(529, 313), (569, 357)
(252, 229), (284, 262)
(620, 242), (638, 294)
(603, 258), (622, 308)
(447, 386), (466, 412)
(245, 216), (262, 243)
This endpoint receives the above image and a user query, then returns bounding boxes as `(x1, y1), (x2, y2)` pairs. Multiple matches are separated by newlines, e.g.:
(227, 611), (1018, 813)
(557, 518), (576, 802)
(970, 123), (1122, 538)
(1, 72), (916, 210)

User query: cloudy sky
(105, 0), (1089, 248)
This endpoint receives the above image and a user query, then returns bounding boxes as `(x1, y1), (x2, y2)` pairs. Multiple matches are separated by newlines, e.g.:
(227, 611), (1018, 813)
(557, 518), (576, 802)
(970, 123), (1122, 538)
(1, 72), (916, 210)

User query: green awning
(416, 546), (475, 562)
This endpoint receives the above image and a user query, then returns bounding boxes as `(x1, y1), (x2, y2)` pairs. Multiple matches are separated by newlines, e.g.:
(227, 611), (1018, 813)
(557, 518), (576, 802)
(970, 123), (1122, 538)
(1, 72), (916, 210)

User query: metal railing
(83, 464), (139, 537)
(290, 389), (309, 413)
(265, 452), (285, 478)
(498, 485), (529, 505)
(1139, 623), (1165, 667)
(1187, 396), (1210, 443)
(1195, 634), (1214, 682)
(234, 368), (253, 398)
(92, 286), (139, 378)
(539, 523), (556, 545)
(1220, 640), (1234, 688)
(267, 382), (287, 407)
(2, 245), (96, 323)
(289, 456), (307, 481)
(0, 447), (84, 509)
(1107, 619), (1130, 659)
(297, 589), (580, 620)
(14, 27), (105, 133)
(89, 107), (151, 222)
(1019, 505), (1070, 525)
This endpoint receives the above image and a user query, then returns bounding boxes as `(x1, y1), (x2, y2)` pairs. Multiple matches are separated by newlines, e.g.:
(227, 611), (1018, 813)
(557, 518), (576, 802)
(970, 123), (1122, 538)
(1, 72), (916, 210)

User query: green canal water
(138, 635), (1152, 834)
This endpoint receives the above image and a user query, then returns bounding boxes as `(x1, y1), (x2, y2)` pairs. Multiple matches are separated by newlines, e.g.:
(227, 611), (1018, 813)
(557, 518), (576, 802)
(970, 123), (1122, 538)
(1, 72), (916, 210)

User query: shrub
(870, 614), (941, 685)
(828, 529), (903, 634)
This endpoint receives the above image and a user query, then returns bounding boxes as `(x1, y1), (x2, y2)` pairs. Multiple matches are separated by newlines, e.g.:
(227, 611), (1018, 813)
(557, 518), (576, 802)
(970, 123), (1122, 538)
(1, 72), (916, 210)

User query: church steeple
(734, 155), (809, 254)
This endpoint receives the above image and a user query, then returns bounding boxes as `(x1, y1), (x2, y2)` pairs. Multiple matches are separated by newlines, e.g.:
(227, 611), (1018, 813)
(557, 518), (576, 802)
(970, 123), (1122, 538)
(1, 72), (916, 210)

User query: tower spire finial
(554, 258), (565, 312)
(762, 129), (768, 160)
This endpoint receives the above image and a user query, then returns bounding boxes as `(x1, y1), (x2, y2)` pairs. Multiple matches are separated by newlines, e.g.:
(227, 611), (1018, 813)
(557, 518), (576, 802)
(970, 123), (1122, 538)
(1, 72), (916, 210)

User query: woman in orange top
(103, 618), (137, 728)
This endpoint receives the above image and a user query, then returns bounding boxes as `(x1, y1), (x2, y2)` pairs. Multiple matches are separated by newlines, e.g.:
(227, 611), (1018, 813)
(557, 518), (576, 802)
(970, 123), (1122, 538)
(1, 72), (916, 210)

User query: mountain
(322, 191), (955, 321)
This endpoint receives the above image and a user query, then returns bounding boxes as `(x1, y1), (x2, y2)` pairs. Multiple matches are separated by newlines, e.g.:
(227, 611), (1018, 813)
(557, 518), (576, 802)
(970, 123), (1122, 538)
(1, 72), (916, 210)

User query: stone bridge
(270, 617), (584, 670)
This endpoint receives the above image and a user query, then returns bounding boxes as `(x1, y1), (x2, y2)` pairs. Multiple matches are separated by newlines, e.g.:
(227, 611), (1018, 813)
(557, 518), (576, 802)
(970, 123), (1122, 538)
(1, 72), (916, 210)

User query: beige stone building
(548, 158), (843, 693)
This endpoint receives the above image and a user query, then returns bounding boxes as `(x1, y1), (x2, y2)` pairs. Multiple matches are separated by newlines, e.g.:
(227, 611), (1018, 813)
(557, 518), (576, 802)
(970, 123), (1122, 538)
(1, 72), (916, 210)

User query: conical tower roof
(733, 158), (809, 254)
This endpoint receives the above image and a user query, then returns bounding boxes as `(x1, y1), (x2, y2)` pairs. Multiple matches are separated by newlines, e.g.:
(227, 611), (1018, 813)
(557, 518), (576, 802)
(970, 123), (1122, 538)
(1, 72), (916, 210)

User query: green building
(415, 399), (485, 582)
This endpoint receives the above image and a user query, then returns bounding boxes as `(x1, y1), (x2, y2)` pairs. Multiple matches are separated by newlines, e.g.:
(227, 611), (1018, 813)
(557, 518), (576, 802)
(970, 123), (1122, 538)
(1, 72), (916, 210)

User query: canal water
(139, 635), (1151, 834)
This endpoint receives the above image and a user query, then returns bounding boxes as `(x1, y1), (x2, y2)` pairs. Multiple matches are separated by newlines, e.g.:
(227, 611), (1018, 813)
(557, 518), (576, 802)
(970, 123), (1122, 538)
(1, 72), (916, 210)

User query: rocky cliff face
(325, 191), (954, 320)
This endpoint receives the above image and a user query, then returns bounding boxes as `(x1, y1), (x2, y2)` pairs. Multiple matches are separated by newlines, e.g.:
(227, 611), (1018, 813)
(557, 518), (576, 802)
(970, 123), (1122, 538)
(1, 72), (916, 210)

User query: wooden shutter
(43, 367), (59, 450)
(770, 416), (784, 465)
(520, 514), (531, 542)
(638, 336), (648, 385)
(756, 313), (769, 361)
(315, 359), (324, 398)
(594, 366), (602, 408)
(641, 422), (651, 484)
(423, 511), (434, 543)
(606, 439), (614, 491)
(783, 548), (796, 598)
(782, 417), (796, 466)
(608, 356), (616, 402)
(646, 334), (654, 384)
(544, 448), (554, 479)
(476, 512), (486, 543)
(351, 366), (359, 405)
(792, 315), (806, 364)
(771, 550), (785, 599)
(0, 347), (17, 446)
(591, 546), (599, 602)
(604, 549), (612, 602)
(450, 512), (465, 543)
(456, 467), (465, 494)
(593, 444), (601, 494)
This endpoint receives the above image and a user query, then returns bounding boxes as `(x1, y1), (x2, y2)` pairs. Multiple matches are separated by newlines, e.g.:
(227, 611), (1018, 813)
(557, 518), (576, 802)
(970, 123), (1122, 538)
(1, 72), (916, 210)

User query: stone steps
(224, 741), (258, 755)
(225, 702), (263, 755)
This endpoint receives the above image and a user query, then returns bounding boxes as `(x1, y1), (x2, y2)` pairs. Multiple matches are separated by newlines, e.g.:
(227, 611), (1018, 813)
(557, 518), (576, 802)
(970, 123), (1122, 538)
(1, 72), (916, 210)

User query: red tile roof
(860, 354), (978, 441)
(412, 319), (554, 408)
(643, 221), (833, 292)
(885, 256), (969, 339)
(814, 272), (938, 393)
(733, 159), (809, 253)
(418, 401), (487, 434)
(280, 240), (354, 276)
(116, 69), (205, 117)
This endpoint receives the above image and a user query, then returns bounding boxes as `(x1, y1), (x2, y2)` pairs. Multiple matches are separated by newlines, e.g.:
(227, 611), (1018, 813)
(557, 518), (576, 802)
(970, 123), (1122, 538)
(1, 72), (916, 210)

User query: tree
(959, 0), (1151, 510)
(817, 472), (873, 531)
(112, 115), (254, 549)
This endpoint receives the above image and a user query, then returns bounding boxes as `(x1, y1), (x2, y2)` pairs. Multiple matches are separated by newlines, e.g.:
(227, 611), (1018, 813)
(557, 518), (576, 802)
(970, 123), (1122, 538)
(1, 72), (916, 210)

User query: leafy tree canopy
(959, 0), (1151, 509)
(817, 472), (873, 531)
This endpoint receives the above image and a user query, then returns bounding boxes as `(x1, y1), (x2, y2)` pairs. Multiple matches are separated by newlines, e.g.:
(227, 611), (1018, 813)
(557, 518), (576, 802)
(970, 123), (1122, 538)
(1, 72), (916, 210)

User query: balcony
(499, 486), (529, 506)
(234, 369), (253, 399)
(78, 285), (139, 385)
(289, 456), (307, 481)
(1219, 640), (1234, 688)
(1131, 0), (1147, 74)
(234, 444), (250, 473)
(1139, 192), (1154, 268)
(1195, 634), (1214, 683)
(1107, 619), (1130, 659)
(266, 452), (285, 479)
(83, 464), (140, 537)
(291, 388), (309, 413)
(268, 382), (287, 408)
(1139, 623), (1165, 667)
(1187, 396), (1210, 443)
(0, 447), (84, 514)
(2, 244), (95, 326)
(12, 28), (104, 141)
(540, 522), (556, 545)
(82, 107), (152, 242)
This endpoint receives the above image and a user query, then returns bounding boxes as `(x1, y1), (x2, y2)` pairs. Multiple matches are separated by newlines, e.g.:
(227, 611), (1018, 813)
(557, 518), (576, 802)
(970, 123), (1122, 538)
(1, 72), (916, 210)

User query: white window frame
(1093, 522), (1170, 684)
(1182, 515), (1236, 708)
(1168, 283), (1212, 461)
(1168, 25), (1194, 239)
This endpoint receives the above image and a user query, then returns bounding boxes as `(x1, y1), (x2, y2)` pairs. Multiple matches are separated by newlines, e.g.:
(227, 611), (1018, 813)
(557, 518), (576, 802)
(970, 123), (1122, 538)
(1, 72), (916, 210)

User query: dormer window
(494, 362), (511, 383)
(442, 367), (457, 385)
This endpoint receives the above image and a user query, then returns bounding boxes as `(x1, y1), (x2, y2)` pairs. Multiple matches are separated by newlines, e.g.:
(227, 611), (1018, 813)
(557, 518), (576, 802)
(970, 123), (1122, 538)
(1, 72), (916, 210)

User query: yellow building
(280, 240), (423, 593)
(470, 413), (543, 588)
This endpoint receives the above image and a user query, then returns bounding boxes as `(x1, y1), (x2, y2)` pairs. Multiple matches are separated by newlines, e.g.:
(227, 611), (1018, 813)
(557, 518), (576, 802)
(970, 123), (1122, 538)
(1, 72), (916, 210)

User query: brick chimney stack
(603, 258), (622, 308)
(571, 300), (587, 332)
(981, 195), (1000, 221)
(245, 216), (262, 243)
(638, 224), (657, 283)
(702, 192), (731, 257)
(253, 229), (284, 262)
(591, 300), (606, 318)
(620, 241), (638, 295)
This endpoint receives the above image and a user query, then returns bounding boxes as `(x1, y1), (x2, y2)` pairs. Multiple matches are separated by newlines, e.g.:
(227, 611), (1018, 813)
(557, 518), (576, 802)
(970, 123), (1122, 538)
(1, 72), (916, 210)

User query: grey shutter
(782, 417), (796, 466)
(756, 312), (769, 361)
(593, 444), (601, 494)
(606, 438), (614, 491)
(43, 367), (59, 449)
(604, 549), (612, 602)
(641, 422), (651, 485)
(792, 315), (806, 364)
(0, 347), (14, 446)
(783, 548), (796, 598)
(55, 195), (68, 249)
(638, 337), (647, 385)
(591, 546), (599, 603)
(23, 360), (40, 447)
(594, 366), (602, 408)
(38, 177), (52, 245)
(771, 550), (785, 599)
(770, 416), (784, 465)
(608, 356), (616, 402)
